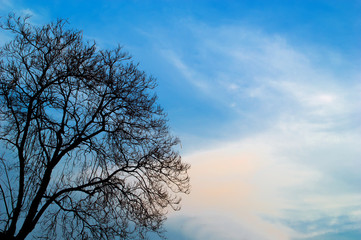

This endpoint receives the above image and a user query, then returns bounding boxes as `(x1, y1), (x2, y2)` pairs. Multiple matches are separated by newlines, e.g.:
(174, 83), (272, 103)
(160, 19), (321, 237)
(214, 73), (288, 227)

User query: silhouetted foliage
(0, 14), (190, 240)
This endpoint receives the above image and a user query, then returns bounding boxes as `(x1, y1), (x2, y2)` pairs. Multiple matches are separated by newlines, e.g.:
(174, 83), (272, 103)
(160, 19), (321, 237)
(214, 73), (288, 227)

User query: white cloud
(151, 21), (361, 239)
(158, 22), (360, 126)
(175, 121), (361, 239)
(161, 49), (210, 91)
(0, 0), (12, 10)
(19, 8), (36, 17)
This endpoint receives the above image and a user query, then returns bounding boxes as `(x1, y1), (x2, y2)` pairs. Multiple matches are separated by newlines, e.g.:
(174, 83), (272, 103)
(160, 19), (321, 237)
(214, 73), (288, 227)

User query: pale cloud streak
(0, 0), (12, 10)
(0, 2), (360, 239)
(153, 21), (361, 239)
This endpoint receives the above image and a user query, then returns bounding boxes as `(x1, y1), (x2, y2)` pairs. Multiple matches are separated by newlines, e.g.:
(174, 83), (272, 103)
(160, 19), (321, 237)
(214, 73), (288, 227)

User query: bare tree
(0, 15), (190, 240)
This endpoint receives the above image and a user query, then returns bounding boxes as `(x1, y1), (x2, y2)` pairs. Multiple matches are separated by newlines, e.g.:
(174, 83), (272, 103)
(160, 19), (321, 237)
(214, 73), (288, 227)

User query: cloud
(172, 124), (361, 239)
(171, 140), (299, 240)
(157, 22), (360, 134)
(148, 20), (361, 239)
(161, 49), (210, 91)
(0, 1), (51, 28)
(0, 0), (12, 10)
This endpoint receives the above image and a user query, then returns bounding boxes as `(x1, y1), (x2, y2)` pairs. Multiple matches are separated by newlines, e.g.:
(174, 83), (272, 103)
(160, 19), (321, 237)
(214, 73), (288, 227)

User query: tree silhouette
(0, 15), (190, 240)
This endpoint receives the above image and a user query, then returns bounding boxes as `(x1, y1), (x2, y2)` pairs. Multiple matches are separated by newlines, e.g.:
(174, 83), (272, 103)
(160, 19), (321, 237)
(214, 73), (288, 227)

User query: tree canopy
(0, 15), (190, 240)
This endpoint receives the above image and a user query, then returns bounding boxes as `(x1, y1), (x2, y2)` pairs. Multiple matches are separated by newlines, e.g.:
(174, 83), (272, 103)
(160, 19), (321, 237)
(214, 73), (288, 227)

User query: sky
(1, 0), (361, 239)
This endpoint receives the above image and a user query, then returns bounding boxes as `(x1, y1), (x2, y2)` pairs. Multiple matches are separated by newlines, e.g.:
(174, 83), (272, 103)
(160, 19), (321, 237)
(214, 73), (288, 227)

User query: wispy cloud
(1, 1), (360, 239)
(0, 0), (12, 10)
(148, 20), (361, 239)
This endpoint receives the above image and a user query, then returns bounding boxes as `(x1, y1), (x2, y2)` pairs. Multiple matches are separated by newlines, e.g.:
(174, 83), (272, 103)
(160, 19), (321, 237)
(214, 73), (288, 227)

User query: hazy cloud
(150, 21), (361, 239)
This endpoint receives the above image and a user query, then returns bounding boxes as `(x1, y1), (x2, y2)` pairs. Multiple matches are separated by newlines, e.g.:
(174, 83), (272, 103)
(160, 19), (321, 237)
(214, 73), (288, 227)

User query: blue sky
(1, 1), (361, 239)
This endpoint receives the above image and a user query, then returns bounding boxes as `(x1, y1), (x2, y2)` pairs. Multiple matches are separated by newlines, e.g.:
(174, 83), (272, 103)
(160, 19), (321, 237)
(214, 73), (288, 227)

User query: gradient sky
(1, 1), (361, 239)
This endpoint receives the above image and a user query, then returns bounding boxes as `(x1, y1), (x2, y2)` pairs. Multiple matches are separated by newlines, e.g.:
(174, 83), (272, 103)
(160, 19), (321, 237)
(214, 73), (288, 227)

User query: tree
(0, 15), (190, 240)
